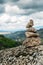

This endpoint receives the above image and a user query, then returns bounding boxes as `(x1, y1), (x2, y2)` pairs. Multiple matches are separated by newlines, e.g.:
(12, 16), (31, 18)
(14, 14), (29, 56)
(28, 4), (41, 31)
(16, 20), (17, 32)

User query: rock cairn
(23, 19), (41, 47)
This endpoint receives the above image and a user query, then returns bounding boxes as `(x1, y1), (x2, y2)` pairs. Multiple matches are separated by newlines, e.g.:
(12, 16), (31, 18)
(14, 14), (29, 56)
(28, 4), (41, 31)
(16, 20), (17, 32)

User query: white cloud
(5, 4), (27, 15)
(30, 11), (43, 19)
(0, 11), (43, 31)
(18, 0), (32, 5)
(0, 0), (43, 32)
(28, 11), (43, 27)
(4, 4), (36, 15)
(0, 13), (28, 31)
(17, 0), (43, 9)
(0, 13), (10, 23)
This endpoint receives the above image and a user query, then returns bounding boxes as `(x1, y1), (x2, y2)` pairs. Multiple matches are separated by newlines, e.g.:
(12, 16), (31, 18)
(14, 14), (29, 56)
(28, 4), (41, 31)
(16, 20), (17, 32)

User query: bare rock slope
(0, 45), (43, 65)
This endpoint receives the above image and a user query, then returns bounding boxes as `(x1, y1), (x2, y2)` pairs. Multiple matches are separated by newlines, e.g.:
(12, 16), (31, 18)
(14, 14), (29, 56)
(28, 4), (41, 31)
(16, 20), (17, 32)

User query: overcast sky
(0, 0), (43, 32)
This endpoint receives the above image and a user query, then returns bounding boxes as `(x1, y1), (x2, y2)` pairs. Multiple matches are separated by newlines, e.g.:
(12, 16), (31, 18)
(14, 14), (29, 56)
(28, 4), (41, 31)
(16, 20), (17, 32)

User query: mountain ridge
(4, 29), (43, 41)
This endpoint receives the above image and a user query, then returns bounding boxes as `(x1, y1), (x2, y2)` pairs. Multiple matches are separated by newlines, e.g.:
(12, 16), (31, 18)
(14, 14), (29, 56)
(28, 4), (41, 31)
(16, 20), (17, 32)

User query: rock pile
(23, 19), (41, 47)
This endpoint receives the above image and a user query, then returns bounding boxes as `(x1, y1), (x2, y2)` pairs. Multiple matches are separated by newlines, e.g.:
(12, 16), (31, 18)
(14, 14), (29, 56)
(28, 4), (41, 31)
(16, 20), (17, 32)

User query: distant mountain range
(4, 31), (26, 41)
(37, 29), (43, 38)
(4, 29), (43, 41)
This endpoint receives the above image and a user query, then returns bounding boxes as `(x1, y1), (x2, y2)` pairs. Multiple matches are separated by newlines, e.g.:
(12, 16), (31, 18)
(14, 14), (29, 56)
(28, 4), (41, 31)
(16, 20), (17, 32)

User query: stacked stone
(23, 19), (41, 47)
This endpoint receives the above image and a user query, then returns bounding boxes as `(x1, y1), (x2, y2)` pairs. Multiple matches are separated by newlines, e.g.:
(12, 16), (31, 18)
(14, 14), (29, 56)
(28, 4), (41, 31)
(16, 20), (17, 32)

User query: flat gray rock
(25, 32), (39, 37)
(27, 27), (37, 33)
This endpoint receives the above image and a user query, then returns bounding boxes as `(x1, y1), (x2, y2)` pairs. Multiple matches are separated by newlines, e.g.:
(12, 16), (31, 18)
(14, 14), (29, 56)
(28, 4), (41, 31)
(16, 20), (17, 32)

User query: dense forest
(0, 35), (22, 50)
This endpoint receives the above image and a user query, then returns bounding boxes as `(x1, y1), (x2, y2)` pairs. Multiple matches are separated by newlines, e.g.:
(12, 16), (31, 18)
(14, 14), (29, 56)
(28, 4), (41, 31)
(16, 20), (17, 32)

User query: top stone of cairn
(26, 19), (34, 28)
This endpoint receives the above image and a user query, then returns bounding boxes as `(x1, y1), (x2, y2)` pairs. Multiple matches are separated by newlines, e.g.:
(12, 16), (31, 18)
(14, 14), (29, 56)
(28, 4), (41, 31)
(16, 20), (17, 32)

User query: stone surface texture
(0, 45), (43, 65)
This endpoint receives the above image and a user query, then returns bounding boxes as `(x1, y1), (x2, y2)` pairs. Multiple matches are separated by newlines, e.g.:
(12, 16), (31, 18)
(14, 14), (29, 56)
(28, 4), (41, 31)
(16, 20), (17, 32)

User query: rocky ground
(0, 45), (43, 65)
